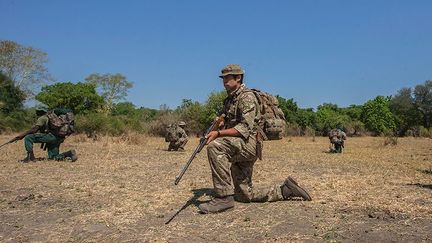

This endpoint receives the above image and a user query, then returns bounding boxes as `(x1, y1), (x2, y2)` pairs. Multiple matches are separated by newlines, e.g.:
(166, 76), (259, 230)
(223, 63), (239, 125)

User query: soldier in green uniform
(198, 64), (312, 214)
(14, 107), (77, 163)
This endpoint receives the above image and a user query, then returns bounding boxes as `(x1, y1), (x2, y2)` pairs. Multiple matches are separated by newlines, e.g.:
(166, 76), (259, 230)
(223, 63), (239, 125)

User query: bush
(418, 126), (432, 138)
(0, 109), (33, 133)
(383, 135), (398, 146)
(146, 112), (180, 137)
(75, 113), (136, 137)
(344, 120), (366, 137)
(285, 123), (302, 136)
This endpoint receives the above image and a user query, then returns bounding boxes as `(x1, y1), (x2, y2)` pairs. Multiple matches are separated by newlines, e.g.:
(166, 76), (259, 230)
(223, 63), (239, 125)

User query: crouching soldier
(14, 107), (77, 163)
(328, 128), (347, 153)
(166, 121), (188, 151)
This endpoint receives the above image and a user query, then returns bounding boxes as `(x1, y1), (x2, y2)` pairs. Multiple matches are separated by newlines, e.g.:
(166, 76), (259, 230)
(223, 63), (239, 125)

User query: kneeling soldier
(198, 64), (312, 214)
(167, 121), (188, 151)
(14, 107), (77, 163)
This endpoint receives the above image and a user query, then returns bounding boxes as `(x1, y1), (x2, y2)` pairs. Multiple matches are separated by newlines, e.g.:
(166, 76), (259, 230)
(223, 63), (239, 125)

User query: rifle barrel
(174, 114), (225, 185)
(0, 140), (13, 149)
(174, 140), (205, 185)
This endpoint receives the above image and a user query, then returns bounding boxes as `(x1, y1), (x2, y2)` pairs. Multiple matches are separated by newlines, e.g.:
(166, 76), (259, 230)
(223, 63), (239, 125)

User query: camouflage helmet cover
(219, 64), (245, 78)
(178, 121), (186, 126)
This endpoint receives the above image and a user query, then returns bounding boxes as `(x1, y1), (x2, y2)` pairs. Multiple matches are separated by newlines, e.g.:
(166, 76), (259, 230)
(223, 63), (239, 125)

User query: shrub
(0, 109), (33, 133)
(384, 135), (398, 146)
(418, 126), (432, 138)
(285, 123), (302, 136)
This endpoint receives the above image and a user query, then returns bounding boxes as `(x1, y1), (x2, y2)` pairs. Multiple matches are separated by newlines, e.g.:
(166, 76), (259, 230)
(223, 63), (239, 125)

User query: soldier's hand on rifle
(216, 116), (225, 128)
(205, 130), (219, 145)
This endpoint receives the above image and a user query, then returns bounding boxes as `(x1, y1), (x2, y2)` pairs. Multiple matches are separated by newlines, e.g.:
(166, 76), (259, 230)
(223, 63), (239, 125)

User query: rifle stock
(174, 114), (225, 185)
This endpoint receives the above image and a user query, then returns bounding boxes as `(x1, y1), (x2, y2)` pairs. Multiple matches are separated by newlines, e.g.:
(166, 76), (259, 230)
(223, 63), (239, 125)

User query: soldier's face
(222, 75), (241, 92)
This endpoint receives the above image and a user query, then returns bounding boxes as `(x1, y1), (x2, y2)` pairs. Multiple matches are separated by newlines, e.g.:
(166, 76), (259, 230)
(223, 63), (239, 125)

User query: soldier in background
(328, 128), (347, 153)
(166, 121), (188, 151)
(13, 107), (77, 162)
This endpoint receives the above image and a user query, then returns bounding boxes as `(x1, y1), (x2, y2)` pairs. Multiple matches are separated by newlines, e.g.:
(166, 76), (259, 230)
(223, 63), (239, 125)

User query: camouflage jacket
(222, 84), (260, 140)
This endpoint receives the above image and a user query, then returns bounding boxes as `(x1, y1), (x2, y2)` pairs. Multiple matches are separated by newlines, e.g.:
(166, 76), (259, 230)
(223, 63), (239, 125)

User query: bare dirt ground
(0, 135), (431, 242)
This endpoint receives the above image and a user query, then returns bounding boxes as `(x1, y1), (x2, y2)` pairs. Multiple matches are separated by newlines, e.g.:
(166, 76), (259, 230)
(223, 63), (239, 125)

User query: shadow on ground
(165, 188), (213, 224)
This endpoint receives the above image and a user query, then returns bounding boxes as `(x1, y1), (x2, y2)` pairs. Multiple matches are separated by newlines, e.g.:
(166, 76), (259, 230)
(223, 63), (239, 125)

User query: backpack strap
(241, 88), (268, 141)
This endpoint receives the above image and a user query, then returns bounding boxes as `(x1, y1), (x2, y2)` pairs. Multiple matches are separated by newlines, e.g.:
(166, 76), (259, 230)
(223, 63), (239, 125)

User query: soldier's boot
(168, 144), (175, 151)
(198, 195), (234, 214)
(281, 176), (312, 201)
(61, 150), (78, 162)
(21, 151), (36, 163)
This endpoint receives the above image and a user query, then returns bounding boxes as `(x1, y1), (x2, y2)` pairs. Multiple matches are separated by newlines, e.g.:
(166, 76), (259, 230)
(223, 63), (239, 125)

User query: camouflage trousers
(206, 136), (284, 202)
(24, 133), (66, 160)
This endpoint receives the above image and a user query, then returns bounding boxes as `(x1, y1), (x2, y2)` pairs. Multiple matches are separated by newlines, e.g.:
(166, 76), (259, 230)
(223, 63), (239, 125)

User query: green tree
(315, 103), (350, 135)
(341, 104), (363, 121)
(277, 96), (298, 124)
(0, 72), (25, 114)
(85, 73), (133, 112)
(176, 98), (205, 134)
(389, 87), (422, 135)
(136, 107), (159, 122)
(413, 80), (432, 128)
(297, 108), (316, 133)
(35, 82), (104, 114)
(0, 40), (53, 98)
(361, 96), (396, 135)
(112, 102), (137, 116)
(202, 90), (227, 126)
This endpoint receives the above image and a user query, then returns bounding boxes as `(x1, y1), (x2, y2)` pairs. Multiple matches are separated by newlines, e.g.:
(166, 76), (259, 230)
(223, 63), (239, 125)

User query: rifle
(174, 114), (225, 185)
(0, 137), (19, 150)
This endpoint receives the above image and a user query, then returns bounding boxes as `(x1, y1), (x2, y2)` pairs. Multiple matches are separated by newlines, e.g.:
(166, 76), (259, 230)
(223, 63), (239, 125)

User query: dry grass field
(0, 134), (431, 242)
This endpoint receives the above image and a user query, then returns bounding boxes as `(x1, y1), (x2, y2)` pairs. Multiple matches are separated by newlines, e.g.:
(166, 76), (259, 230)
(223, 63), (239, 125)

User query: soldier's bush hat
(219, 64), (245, 78)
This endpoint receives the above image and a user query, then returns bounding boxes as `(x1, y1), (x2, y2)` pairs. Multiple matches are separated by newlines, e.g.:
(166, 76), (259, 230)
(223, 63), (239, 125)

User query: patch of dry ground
(0, 135), (431, 242)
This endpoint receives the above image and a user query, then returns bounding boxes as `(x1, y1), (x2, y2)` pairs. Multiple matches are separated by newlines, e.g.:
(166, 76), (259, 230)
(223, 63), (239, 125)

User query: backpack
(47, 109), (75, 137)
(328, 129), (345, 143)
(249, 89), (286, 140)
(165, 124), (179, 142)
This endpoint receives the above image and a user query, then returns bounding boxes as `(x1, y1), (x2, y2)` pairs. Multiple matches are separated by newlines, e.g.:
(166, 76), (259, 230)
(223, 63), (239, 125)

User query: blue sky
(1, 0), (431, 109)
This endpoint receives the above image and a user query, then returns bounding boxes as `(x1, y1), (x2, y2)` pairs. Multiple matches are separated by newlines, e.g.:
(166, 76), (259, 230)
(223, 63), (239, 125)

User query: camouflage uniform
(199, 64), (311, 214)
(168, 125), (188, 151)
(328, 128), (347, 153)
(24, 115), (67, 160)
(207, 84), (284, 202)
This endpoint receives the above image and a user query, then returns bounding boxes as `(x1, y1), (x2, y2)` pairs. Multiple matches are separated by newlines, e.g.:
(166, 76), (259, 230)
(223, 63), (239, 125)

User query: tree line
(1, 40), (431, 137)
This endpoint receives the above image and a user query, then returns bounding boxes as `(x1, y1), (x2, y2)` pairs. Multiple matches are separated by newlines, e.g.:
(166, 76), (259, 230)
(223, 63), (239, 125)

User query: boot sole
(285, 177), (312, 201)
(198, 205), (234, 214)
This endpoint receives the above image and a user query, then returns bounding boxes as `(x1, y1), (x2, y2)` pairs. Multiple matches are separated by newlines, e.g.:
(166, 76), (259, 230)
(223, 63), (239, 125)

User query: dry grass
(0, 135), (431, 242)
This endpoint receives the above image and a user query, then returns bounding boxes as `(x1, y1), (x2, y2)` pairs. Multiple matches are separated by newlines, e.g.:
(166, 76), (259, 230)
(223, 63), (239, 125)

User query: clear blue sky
(1, 0), (431, 109)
